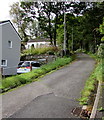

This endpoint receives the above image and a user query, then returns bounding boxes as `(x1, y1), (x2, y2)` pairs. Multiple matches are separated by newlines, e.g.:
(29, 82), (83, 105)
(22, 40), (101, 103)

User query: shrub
(22, 46), (59, 56)
(97, 43), (104, 58)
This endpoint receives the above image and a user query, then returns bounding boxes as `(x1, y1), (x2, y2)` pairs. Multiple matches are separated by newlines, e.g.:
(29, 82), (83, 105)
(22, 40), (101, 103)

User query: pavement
(1, 53), (96, 118)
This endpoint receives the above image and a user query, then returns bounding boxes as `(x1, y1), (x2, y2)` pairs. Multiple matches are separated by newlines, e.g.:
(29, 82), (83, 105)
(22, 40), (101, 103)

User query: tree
(10, 2), (28, 41)
(57, 24), (64, 49)
(34, 2), (54, 44)
(51, 2), (65, 46)
(79, 2), (104, 52)
(10, 1), (104, 53)
(10, 2), (37, 42)
(35, 2), (71, 46)
(99, 18), (104, 42)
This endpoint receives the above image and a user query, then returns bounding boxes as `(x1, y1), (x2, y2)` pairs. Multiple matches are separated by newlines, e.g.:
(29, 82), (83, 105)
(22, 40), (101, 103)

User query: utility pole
(72, 26), (74, 51)
(63, 12), (66, 56)
(0, 68), (2, 93)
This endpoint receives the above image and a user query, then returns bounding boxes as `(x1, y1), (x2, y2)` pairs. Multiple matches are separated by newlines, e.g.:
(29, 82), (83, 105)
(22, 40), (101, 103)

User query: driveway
(2, 53), (95, 118)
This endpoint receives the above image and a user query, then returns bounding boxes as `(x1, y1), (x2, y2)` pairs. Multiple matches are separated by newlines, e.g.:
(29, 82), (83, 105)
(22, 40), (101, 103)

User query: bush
(75, 49), (86, 53)
(97, 43), (104, 58)
(21, 46), (59, 56)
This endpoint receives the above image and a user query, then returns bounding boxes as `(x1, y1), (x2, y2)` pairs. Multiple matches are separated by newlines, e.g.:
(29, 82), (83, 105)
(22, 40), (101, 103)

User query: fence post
(30, 64), (32, 71)
(0, 67), (3, 79)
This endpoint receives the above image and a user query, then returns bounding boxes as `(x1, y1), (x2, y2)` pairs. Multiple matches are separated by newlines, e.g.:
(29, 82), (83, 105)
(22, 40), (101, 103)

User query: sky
(0, 0), (103, 21)
(0, 0), (20, 21)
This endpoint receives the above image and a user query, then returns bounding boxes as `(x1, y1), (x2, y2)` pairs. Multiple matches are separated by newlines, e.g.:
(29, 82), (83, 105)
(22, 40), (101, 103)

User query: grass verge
(79, 55), (103, 105)
(0, 56), (74, 93)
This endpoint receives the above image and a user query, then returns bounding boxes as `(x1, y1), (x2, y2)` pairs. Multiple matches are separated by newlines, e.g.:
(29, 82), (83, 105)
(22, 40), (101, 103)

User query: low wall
(20, 54), (57, 64)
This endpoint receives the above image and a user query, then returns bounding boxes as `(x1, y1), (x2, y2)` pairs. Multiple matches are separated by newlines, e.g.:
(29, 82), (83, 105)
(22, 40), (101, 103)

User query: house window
(1, 60), (7, 66)
(8, 41), (12, 48)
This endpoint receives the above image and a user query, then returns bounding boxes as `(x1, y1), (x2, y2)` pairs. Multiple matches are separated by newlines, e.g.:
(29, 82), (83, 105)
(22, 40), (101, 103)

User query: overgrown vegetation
(21, 46), (59, 56)
(0, 57), (74, 93)
(98, 107), (104, 112)
(79, 49), (103, 105)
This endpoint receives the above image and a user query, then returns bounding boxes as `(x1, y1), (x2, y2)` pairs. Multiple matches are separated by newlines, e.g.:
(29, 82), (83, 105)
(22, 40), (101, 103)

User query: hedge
(0, 57), (74, 93)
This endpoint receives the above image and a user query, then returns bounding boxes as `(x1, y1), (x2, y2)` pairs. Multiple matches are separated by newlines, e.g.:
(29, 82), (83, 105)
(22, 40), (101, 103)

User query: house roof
(28, 38), (50, 43)
(0, 20), (10, 24)
(0, 20), (22, 40)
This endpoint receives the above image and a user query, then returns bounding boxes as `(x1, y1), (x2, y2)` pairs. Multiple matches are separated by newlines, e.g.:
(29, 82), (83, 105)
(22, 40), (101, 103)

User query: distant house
(0, 20), (21, 76)
(25, 38), (51, 49)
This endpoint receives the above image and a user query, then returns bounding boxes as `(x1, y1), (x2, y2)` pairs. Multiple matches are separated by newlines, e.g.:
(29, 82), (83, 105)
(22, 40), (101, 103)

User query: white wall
(25, 42), (50, 49)
(1, 22), (21, 75)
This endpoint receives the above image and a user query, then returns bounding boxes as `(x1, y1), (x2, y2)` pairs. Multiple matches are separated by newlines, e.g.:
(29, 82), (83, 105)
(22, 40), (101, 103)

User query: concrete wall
(1, 22), (21, 75)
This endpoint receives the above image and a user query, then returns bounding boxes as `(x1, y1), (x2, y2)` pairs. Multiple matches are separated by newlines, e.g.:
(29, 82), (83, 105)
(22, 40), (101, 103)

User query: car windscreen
(21, 62), (30, 67)
(18, 62), (24, 67)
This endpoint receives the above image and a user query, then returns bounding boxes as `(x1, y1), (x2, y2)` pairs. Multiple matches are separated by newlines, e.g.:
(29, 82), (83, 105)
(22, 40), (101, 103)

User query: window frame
(8, 40), (12, 48)
(1, 60), (7, 66)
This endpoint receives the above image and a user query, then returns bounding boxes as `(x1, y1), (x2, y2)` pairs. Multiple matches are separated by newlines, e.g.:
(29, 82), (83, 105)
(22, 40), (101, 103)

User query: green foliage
(9, 1), (104, 52)
(97, 43), (104, 58)
(56, 24), (64, 48)
(99, 18), (104, 35)
(22, 46), (59, 56)
(9, 2), (34, 42)
(10, 2), (104, 52)
(79, 57), (103, 105)
(96, 62), (103, 82)
(78, 97), (89, 105)
(1, 57), (73, 93)
(98, 107), (104, 112)
(75, 49), (86, 53)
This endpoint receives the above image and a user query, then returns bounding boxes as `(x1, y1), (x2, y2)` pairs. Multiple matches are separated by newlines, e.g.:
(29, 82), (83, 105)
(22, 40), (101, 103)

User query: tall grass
(1, 57), (74, 93)
(79, 58), (103, 105)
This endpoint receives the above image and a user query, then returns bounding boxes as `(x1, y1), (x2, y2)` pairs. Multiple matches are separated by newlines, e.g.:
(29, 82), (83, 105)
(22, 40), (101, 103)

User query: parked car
(18, 61), (24, 67)
(17, 61), (40, 74)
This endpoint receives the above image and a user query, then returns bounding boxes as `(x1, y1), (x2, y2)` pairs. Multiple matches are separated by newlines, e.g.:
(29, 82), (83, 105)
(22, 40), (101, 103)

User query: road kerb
(89, 81), (101, 119)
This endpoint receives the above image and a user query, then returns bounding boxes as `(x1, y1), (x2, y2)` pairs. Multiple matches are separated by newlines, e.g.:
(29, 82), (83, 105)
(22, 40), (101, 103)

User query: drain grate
(71, 107), (82, 117)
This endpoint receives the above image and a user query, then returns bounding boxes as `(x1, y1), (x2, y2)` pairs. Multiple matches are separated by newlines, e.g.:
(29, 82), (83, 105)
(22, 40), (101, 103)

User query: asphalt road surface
(2, 53), (95, 118)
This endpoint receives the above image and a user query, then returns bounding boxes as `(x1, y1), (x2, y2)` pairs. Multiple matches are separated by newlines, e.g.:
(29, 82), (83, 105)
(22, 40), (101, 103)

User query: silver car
(17, 61), (40, 74)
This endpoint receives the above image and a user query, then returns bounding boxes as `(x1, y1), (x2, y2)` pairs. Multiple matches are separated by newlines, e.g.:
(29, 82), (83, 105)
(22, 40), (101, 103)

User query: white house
(25, 38), (50, 49)
(0, 20), (21, 76)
